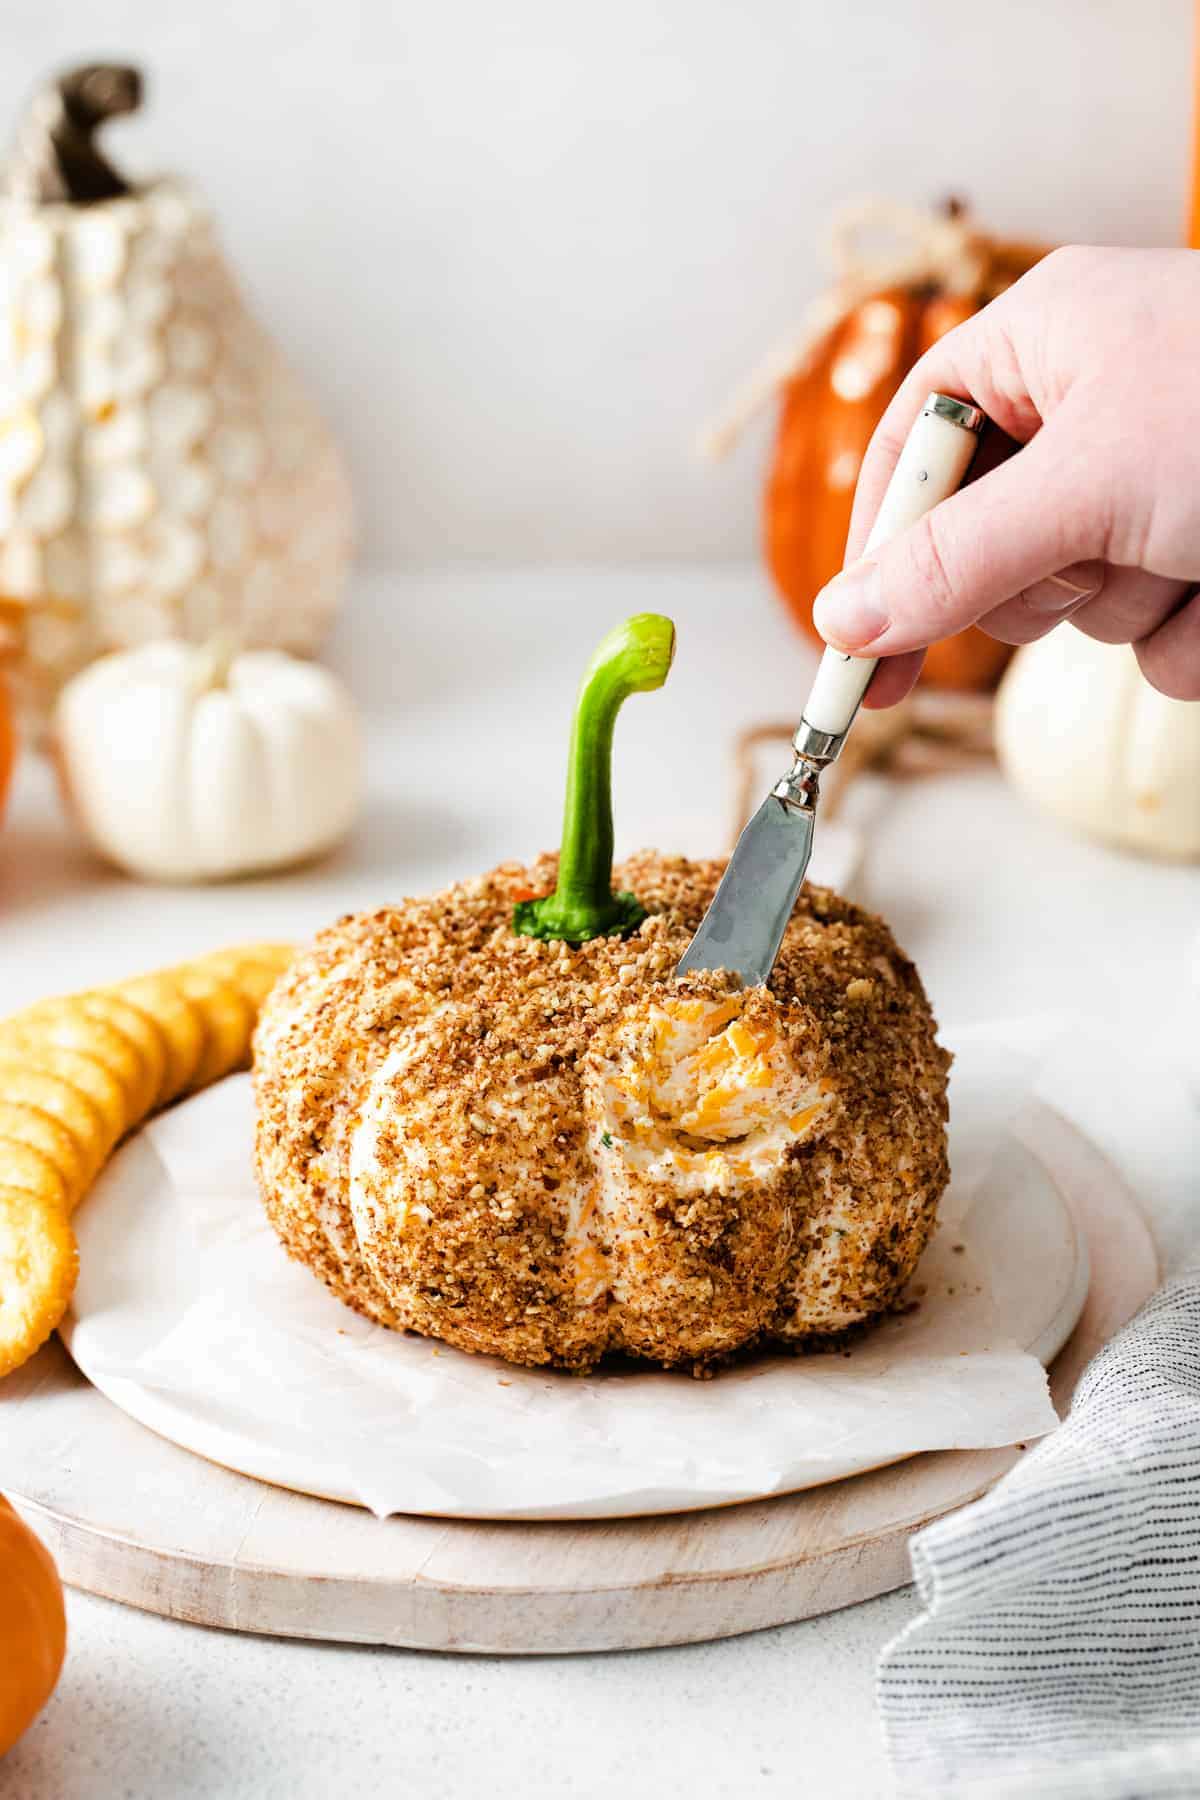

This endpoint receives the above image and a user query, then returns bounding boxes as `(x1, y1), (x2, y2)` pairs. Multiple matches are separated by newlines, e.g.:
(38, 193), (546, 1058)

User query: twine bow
(702, 197), (1002, 460)
(731, 691), (997, 850)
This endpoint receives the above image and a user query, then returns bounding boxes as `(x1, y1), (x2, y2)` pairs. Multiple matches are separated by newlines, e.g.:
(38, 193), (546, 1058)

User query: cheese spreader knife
(678, 391), (987, 986)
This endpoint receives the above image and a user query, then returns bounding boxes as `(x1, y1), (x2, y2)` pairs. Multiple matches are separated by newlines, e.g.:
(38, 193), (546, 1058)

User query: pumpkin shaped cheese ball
(254, 618), (950, 1370)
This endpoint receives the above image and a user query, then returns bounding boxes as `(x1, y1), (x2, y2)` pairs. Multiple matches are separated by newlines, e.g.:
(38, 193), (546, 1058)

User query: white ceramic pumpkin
(0, 177), (352, 727)
(995, 630), (1200, 860)
(55, 639), (363, 881)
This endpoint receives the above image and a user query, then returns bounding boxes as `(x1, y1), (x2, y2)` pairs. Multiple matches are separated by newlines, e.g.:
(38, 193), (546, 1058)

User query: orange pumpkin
(764, 203), (1046, 690)
(0, 673), (15, 827)
(0, 1496), (66, 1756)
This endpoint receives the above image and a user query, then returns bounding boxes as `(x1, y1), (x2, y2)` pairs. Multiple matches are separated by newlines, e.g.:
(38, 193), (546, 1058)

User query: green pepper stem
(513, 613), (675, 945)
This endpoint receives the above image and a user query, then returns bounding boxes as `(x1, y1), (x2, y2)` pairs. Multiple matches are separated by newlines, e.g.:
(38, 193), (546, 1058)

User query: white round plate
(9, 1103), (1149, 1653)
(60, 1043), (1088, 1522)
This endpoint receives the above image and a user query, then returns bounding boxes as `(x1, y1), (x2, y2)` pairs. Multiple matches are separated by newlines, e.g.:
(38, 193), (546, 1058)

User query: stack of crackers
(0, 943), (294, 1378)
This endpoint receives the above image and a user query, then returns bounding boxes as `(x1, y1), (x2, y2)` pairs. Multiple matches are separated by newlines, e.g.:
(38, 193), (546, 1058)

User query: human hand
(811, 247), (1200, 705)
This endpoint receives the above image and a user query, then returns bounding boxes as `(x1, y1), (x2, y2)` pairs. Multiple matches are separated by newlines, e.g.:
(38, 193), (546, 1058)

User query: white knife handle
(798, 393), (986, 747)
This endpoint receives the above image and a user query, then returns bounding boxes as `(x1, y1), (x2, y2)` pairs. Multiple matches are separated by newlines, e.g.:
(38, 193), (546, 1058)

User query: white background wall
(3, 1), (1192, 562)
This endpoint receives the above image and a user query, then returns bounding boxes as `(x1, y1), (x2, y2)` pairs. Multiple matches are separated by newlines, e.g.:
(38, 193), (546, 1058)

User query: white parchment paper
(62, 1031), (1071, 1520)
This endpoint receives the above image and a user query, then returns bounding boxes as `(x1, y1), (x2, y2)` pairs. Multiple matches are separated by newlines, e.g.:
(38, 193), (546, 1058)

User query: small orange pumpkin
(0, 599), (26, 823)
(765, 203), (1046, 690)
(0, 674), (15, 828)
(708, 199), (1046, 691)
(0, 1496), (66, 1756)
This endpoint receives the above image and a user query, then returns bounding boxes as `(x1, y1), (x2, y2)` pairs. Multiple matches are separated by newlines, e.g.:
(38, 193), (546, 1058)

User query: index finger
(844, 307), (1043, 566)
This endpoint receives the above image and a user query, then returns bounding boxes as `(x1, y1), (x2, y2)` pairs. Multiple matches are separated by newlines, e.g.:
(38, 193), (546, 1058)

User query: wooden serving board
(1, 1107), (1157, 1654)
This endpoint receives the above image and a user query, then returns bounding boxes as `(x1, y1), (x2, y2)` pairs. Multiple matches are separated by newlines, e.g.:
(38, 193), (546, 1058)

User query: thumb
(812, 417), (1101, 656)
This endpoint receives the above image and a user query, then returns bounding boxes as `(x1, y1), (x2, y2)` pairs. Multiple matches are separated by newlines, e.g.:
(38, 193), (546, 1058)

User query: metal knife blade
(676, 782), (815, 986)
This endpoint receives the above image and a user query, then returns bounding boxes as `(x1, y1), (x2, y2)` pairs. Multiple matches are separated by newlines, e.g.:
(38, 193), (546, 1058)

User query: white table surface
(2, 564), (1196, 1800)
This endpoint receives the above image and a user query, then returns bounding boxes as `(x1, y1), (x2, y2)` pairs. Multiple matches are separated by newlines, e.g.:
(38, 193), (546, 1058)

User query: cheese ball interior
(253, 853), (950, 1371)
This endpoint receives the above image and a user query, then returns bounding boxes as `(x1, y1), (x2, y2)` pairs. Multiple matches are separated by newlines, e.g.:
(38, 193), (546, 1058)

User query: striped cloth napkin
(878, 1024), (1200, 1799)
(878, 1266), (1200, 1796)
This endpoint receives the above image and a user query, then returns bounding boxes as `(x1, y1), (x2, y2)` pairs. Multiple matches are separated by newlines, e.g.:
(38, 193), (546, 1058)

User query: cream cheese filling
(591, 994), (831, 1193)
(348, 993), (833, 1316)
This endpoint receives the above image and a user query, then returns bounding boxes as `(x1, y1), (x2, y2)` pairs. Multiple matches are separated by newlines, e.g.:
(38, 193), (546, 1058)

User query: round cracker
(195, 944), (295, 1012)
(0, 1047), (126, 1155)
(0, 1102), (89, 1208)
(0, 1184), (78, 1377)
(0, 1068), (107, 1186)
(11, 996), (160, 1122)
(171, 969), (254, 1091)
(205, 941), (294, 974)
(0, 1131), (73, 1211)
(115, 973), (207, 1109)
(1, 1008), (144, 1119)
(74, 991), (167, 1123)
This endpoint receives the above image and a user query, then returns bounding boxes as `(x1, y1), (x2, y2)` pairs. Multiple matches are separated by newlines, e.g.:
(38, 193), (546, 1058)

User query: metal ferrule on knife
(772, 722), (843, 820)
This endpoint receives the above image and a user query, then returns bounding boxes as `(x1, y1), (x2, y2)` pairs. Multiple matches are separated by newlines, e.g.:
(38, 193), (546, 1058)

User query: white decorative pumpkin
(995, 630), (1200, 861)
(0, 176), (352, 727)
(55, 639), (363, 882)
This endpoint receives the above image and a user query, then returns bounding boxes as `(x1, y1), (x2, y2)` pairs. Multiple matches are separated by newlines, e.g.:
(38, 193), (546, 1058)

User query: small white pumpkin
(55, 638), (362, 881)
(995, 629), (1200, 861)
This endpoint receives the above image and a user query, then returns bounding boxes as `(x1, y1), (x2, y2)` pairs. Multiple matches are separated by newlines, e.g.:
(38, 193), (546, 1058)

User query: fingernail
(1022, 573), (1099, 615)
(812, 561), (889, 649)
